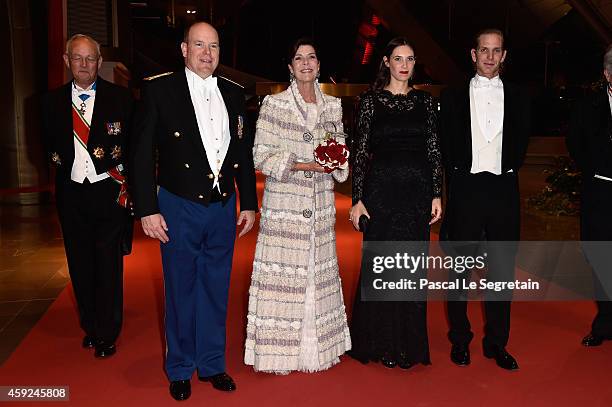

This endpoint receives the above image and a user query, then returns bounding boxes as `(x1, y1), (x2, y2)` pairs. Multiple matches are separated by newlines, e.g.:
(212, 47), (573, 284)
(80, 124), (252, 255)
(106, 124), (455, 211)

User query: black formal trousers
(581, 176), (612, 337)
(567, 89), (612, 337)
(445, 171), (520, 348)
(56, 177), (127, 343)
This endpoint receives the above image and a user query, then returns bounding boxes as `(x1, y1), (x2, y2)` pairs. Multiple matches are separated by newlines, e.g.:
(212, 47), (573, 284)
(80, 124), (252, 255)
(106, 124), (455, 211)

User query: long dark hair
(372, 37), (415, 90)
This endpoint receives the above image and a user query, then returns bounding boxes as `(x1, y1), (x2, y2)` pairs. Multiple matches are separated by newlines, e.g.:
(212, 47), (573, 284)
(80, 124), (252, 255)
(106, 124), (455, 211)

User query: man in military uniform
(41, 34), (133, 358)
(130, 22), (257, 401)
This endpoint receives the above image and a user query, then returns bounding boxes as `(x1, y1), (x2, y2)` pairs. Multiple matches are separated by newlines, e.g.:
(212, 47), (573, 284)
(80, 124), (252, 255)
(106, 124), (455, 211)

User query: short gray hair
(65, 34), (101, 57)
(604, 44), (612, 72)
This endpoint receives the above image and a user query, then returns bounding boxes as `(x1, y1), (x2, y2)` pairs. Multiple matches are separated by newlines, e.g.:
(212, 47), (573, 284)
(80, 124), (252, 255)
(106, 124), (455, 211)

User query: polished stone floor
(0, 159), (580, 365)
(0, 202), (69, 364)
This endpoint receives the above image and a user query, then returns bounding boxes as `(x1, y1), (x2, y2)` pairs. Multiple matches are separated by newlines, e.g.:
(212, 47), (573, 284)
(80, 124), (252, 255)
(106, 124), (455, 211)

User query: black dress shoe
(483, 346), (519, 370)
(450, 344), (470, 366)
(198, 372), (236, 392)
(380, 356), (397, 369)
(82, 335), (95, 349)
(582, 333), (606, 347)
(397, 353), (414, 370)
(94, 342), (116, 358)
(169, 380), (191, 401)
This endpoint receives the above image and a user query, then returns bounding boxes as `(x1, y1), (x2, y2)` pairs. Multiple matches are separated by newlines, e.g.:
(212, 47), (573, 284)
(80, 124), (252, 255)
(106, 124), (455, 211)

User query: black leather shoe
(582, 333), (606, 347)
(380, 356), (397, 369)
(169, 380), (191, 401)
(198, 373), (236, 392)
(82, 335), (95, 349)
(450, 344), (470, 366)
(397, 353), (414, 370)
(94, 342), (116, 358)
(483, 346), (519, 370)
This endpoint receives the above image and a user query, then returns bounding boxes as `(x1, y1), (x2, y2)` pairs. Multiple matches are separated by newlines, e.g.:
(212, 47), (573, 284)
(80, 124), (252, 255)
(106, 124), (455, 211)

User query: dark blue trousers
(158, 187), (236, 381)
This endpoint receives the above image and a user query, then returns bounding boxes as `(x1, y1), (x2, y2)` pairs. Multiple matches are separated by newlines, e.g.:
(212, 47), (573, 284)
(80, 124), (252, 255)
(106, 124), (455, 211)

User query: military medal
(76, 92), (90, 116)
(111, 145), (122, 160)
(237, 115), (244, 139)
(51, 152), (61, 165)
(93, 146), (105, 159)
(106, 122), (122, 135)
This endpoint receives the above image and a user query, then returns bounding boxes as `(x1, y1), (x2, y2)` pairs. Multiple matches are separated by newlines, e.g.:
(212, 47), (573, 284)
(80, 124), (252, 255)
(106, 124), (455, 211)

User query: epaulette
(217, 75), (244, 89)
(143, 71), (173, 81)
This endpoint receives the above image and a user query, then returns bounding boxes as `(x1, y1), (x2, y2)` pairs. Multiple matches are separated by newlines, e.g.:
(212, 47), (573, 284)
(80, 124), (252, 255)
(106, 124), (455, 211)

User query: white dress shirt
(185, 67), (230, 191)
(469, 74), (504, 174)
(71, 82), (110, 183)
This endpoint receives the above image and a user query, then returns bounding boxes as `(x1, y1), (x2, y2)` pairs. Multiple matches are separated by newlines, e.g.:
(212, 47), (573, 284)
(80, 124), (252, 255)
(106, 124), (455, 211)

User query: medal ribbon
(72, 102), (130, 209)
(107, 166), (131, 209)
(72, 102), (90, 148)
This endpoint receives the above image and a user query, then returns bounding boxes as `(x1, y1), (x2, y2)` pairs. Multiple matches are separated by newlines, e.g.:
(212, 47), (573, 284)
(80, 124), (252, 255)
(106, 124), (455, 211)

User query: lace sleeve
(424, 92), (442, 198)
(351, 92), (375, 205)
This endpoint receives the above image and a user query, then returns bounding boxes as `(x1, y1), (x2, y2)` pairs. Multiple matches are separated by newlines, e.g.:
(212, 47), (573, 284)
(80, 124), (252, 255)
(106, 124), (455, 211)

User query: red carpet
(1, 175), (611, 406)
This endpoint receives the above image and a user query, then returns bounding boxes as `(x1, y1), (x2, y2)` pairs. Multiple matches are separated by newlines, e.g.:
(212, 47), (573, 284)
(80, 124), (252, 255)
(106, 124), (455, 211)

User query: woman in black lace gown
(348, 37), (443, 369)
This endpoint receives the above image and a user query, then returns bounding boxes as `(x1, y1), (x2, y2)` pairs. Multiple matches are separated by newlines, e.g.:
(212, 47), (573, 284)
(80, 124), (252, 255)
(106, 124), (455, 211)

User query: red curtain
(47, 0), (65, 89)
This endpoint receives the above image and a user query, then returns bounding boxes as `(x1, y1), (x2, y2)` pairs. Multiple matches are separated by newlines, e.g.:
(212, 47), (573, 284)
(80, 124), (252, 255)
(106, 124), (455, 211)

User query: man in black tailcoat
(41, 34), (133, 359)
(567, 44), (612, 347)
(440, 28), (530, 371)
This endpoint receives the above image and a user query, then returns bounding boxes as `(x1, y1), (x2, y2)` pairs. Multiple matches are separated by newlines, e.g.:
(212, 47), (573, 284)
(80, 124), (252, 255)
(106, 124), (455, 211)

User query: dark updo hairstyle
(372, 37), (415, 90)
(287, 37), (319, 64)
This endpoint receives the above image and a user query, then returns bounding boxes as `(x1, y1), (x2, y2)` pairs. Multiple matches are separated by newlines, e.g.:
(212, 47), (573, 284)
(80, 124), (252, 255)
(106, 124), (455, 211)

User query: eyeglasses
(69, 55), (99, 64)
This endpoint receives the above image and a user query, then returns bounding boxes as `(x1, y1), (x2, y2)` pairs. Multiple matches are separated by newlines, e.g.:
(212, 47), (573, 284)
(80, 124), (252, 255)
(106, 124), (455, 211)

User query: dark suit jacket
(438, 80), (531, 242)
(439, 81), (531, 176)
(41, 78), (133, 188)
(567, 88), (612, 179)
(130, 70), (257, 218)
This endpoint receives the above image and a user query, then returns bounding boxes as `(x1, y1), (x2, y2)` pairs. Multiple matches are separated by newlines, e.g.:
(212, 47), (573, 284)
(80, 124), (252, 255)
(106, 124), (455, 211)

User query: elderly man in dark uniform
(130, 22), (257, 401)
(41, 34), (133, 358)
(567, 44), (612, 347)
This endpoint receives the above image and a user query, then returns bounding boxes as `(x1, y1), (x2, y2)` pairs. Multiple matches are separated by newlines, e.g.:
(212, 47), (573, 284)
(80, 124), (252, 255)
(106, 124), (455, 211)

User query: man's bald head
(181, 22), (220, 79)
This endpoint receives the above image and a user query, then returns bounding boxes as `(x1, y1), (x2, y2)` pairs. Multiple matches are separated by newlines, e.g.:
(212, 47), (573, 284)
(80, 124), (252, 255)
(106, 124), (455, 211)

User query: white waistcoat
(469, 85), (503, 174)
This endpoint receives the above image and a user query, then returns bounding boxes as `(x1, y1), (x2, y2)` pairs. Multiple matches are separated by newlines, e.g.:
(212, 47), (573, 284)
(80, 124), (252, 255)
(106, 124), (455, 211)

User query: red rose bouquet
(314, 133), (349, 173)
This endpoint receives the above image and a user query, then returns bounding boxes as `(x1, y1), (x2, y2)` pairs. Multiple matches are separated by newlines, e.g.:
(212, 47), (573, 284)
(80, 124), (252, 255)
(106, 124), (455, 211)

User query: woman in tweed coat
(244, 38), (351, 373)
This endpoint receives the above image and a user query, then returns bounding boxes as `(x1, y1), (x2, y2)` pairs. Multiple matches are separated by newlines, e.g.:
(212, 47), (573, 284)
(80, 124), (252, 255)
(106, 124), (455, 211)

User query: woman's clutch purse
(358, 215), (369, 233)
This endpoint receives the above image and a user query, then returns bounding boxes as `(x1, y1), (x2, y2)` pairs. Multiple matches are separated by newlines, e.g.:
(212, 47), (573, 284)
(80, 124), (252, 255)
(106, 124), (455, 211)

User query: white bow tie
(202, 76), (217, 91)
(472, 76), (502, 89)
